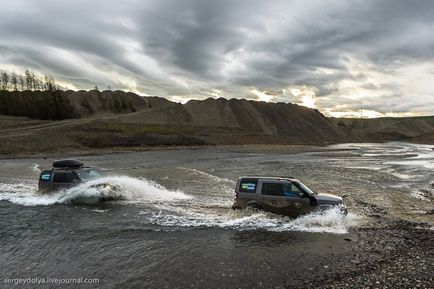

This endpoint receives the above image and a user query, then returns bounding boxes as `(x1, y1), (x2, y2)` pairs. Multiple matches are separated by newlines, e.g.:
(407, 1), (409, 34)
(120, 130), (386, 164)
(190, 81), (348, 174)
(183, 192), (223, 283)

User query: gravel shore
(300, 220), (434, 289)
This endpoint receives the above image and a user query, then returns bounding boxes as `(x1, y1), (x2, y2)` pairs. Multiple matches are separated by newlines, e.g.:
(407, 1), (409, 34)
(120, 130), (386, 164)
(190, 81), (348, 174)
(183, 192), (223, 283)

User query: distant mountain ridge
(331, 117), (434, 143)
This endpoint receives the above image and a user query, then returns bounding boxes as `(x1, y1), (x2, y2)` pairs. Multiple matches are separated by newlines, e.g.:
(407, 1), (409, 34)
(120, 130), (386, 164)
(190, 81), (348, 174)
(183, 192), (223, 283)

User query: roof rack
(240, 176), (296, 179)
(52, 159), (84, 168)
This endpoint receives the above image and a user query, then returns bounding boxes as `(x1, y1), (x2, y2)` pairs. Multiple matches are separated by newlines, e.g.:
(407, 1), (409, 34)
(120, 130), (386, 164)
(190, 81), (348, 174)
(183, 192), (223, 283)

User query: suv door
(258, 180), (311, 217)
(51, 171), (80, 191)
(234, 178), (259, 208)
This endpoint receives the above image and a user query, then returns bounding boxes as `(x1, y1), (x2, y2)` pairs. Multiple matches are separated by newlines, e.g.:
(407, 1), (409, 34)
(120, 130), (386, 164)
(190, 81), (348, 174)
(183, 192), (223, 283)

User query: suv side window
(53, 172), (79, 183)
(261, 182), (284, 196)
(239, 178), (258, 193)
(282, 182), (301, 197)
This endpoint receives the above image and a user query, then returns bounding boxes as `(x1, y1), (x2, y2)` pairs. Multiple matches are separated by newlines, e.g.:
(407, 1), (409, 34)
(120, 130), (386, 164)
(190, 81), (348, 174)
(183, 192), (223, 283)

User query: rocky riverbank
(302, 220), (433, 289)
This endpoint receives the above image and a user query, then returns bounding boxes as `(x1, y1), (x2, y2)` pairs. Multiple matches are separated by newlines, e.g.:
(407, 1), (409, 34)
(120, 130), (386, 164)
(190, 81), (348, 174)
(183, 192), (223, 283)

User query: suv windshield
(298, 182), (316, 195)
(76, 169), (103, 181)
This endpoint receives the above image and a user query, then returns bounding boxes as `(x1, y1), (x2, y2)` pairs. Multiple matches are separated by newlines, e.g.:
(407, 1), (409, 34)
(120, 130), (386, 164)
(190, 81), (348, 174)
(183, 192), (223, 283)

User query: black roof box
(53, 159), (84, 168)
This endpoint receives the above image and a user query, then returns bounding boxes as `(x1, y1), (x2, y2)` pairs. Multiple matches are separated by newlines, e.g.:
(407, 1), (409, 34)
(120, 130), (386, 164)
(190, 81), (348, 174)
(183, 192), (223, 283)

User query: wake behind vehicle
(232, 176), (347, 217)
(38, 159), (116, 204)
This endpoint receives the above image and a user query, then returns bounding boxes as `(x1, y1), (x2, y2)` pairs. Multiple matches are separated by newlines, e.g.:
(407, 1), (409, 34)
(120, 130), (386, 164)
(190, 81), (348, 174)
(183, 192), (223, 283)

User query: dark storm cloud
(1, 0), (434, 115)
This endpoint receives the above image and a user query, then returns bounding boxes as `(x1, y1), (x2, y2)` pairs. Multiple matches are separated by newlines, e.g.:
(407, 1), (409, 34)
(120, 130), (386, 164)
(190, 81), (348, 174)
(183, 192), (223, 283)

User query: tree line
(0, 69), (66, 91)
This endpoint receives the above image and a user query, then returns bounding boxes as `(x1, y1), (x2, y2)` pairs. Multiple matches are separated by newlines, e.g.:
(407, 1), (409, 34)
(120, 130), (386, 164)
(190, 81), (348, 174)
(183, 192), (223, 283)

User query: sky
(1, 0), (434, 118)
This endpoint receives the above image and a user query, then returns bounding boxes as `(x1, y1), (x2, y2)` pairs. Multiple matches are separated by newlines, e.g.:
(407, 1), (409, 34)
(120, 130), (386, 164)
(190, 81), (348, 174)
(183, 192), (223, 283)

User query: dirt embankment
(0, 91), (354, 155)
(1, 90), (434, 156)
(184, 98), (348, 143)
(332, 117), (434, 144)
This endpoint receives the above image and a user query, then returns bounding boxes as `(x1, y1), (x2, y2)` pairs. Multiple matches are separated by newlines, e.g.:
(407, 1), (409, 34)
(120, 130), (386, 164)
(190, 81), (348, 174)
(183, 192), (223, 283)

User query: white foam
(345, 166), (383, 171)
(410, 190), (430, 201)
(408, 152), (434, 159)
(390, 171), (413, 180)
(32, 163), (41, 173)
(140, 206), (361, 234)
(388, 184), (409, 189)
(90, 209), (109, 213)
(385, 159), (434, 170)
(177, 167), (235, 184)
(0, 176), (190, 206)
(1, 178), (360, 234)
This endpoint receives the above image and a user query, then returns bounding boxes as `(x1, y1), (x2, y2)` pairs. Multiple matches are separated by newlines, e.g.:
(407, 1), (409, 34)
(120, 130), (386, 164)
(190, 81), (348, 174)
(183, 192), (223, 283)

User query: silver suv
(232, 176), (347, 217)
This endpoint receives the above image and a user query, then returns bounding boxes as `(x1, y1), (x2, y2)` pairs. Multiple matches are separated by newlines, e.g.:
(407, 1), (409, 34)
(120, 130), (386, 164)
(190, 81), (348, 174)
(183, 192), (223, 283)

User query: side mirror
(298, 192), (305, 198)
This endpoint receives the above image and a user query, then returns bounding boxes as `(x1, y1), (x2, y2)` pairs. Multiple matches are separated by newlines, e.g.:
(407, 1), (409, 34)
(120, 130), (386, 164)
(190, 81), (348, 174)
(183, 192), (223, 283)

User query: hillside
(332, 117), (434, 143)
(0, 90), (352, 155)
(0, 90), (146, 120)
(183, 98), (347, 143)
(0, 90), (433, 156)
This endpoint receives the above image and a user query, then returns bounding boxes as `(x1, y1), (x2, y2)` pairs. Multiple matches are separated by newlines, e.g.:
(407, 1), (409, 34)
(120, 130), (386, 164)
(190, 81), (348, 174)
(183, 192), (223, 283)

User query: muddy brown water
(0, 142), (433, 288)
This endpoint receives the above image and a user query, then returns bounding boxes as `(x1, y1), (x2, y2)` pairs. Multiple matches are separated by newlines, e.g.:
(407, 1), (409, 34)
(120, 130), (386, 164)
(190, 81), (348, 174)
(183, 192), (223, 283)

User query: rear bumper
(232, 204), (242, 210)
(231, 198), (244, 210)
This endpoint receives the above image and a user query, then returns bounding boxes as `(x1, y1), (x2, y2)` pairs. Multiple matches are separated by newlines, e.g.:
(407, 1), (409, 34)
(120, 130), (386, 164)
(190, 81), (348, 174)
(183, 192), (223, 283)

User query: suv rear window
(261, 182), (283, 196)
(53, 172), (79, 183)
(39, 170), (52, 181)
(239, 178), (258, 193)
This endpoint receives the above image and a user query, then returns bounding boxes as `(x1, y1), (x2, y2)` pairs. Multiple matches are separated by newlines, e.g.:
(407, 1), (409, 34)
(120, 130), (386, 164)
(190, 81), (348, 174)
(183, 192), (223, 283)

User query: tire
(246, 203), (262, 211)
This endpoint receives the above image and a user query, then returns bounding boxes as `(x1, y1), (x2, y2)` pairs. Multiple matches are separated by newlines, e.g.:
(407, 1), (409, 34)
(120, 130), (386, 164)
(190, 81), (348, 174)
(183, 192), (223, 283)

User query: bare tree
(32, 72), (43, 90)
(1, 70), (9, 90)
(31, 72), (37, 90)
(0, 69), (64, 91)
(25, 69), (33, 90)
(10, 73), (18, 91)
(43, 74), (49, 90)
(44, 74), (56, 91)
(18, 75), (25, 91)
(38, 74), (45, 90)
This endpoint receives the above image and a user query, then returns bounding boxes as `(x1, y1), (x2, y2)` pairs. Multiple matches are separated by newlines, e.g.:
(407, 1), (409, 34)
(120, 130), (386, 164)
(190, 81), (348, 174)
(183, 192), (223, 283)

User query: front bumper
(339, 203), (348, 215)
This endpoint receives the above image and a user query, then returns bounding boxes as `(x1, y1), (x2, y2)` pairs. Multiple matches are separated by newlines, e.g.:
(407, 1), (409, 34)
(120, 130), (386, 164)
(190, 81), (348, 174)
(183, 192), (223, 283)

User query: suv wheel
(246, 203), (262, 211)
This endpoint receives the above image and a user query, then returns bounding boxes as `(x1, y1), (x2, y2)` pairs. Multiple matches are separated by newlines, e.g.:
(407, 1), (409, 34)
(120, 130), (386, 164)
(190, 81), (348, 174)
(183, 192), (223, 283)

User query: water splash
(177, 167), (235, 184)
(139, 206), (360, 234)
(0, 174), (360, 233)
(0, 176), (190, 206)
(32, 163), (41, 173)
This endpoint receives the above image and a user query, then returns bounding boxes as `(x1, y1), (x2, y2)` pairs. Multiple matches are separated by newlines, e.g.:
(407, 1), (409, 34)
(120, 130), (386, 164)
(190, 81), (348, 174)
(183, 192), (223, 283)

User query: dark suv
(232, 176), (347, 217)
(38, 159), (104, 193)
